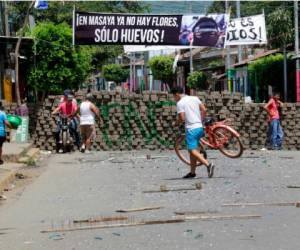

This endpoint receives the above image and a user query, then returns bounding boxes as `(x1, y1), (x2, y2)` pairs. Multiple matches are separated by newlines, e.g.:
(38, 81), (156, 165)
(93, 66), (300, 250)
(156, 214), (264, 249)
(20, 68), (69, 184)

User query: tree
(90, 45), (123, 69)
(268, 8), (293, 49)
(14, 0), (34, 105)
(102, 64), (129, 84)
(248, 53), (295, 102)
(27, 22), (92, 100)
(268, 8), (293, 101)
(148, 55), (174, 86)
(187, 71), (208, 90)
(9, 1), (149, 70)
(208, 1), (294, 20)
(9, 1), (148, 26)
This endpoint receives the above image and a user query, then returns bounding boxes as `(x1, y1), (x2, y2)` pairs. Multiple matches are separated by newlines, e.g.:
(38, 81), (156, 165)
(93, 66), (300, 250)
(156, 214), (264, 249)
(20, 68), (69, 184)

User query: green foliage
(148, 55), (174, 84)
(102, 64), (129, 84)
(208, 60), (223, 68)
(27, 22), (92, 94)
(267, 8), (293, 48)
(248, 53), (284, 87)
(9, 1), (148, 26)
(208, 1), (294, 17)
(10, 1), (148, 70)
(90, 45), (123, 69)
(187, 71), (208, 90)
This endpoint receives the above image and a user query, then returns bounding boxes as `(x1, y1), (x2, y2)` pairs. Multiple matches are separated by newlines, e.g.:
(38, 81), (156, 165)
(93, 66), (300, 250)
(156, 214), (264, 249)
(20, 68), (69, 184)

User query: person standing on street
(79, 93), (99, 153)
(171, 87), (215, 178)
(264, 92), (284, 150)
(15, 98), (28, 117)
(0, 102), (12, 165)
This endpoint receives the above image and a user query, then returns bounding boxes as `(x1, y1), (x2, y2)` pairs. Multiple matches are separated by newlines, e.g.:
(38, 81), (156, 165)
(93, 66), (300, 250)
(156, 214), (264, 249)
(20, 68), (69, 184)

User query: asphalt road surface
(0, 149), (300, 250)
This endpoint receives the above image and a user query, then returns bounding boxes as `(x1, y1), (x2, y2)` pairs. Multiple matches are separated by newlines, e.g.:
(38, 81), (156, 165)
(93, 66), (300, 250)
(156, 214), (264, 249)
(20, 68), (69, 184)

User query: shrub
(187, 71), (208, 90)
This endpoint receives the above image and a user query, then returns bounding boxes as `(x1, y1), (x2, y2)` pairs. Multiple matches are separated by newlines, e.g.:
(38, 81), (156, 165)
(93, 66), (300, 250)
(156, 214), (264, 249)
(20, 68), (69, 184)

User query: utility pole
(283, 44), (288, 101)
(283, 2), (288, 102)
(4, 1), (9, 36)
(133, 52), (136, 92)
(225, 0), (231, 91)
(295, 0), (300, 102)
(14, 0), (35, 105)
(129, 53), (133, 92)
(236, 0), (242, 62)
(189, 2), (193, 74)
(189, 46), (193, 74)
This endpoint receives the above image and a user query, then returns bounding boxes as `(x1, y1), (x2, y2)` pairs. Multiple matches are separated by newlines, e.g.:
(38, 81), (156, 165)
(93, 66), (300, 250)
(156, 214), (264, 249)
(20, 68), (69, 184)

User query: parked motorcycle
(56, 115), (74, 153)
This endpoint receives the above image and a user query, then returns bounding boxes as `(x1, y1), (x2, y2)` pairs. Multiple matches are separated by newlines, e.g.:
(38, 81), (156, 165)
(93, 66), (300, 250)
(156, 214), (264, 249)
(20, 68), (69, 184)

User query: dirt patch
(0, 154), (51, 205)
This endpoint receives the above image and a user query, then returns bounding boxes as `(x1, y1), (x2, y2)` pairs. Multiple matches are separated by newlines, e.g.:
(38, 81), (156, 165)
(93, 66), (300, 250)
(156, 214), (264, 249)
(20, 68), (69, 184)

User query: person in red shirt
(264, 92), (284, 150)
(52, 94), (80, 150)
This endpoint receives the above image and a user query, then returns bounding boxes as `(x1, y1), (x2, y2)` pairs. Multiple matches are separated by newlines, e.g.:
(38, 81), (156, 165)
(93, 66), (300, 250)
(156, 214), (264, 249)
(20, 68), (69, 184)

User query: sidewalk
(0, 142), (35, 193)
(0, 163), (23, 194)
(2, 142), (32, 162)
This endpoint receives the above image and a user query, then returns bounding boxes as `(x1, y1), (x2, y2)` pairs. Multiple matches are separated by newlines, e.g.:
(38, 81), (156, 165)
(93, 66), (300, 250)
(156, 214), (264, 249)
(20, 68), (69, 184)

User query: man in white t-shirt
(171, 87), (215, 178)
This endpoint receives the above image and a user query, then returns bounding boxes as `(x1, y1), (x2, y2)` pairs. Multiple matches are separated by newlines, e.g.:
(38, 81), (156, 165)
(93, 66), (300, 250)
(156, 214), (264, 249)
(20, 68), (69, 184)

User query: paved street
(0, 149), (300, 250)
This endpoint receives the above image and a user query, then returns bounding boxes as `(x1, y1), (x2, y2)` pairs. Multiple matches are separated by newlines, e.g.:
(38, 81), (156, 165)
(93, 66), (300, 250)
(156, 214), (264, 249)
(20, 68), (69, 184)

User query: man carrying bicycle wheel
(171, 87), (215, 178)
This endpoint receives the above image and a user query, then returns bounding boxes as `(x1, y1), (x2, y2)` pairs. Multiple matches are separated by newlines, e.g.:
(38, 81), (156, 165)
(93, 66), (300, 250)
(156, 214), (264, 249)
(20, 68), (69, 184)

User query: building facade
(0, 1), (33, 102)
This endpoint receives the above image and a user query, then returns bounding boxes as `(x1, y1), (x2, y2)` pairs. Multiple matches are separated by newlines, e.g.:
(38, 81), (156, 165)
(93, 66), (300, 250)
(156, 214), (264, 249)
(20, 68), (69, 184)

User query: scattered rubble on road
(49, 233), (65, 240)
(0, 194), (7, 200)
(15, 173), (26, 179)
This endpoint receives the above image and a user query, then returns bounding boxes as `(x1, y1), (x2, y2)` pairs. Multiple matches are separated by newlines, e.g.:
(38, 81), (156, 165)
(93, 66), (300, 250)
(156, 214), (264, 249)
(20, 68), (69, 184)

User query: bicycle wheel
(174, 134), (207, 166)
(212, 127), (243, 158)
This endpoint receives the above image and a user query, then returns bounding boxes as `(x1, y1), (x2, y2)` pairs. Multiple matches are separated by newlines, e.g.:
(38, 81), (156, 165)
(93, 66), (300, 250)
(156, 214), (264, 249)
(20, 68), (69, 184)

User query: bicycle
(175, 118), (243, 166)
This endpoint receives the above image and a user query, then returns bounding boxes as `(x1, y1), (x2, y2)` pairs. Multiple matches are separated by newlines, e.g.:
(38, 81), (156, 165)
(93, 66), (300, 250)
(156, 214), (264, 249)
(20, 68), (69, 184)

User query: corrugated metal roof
(232, 49), (279, 68)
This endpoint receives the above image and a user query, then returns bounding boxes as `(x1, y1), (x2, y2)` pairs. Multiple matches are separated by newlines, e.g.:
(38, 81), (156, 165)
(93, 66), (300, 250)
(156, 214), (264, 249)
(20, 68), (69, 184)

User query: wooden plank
(222, 202), (299, 207)
(286, 185), (300, 189)
(41, 214), (261, 234)
(41, 222), (147, 233)
(116, 206), (163, 213)
(143, 188), (201, 193)
(241, 156), (261, 159)
(41, 219), (185, 233)
(73, 216), (128, 224)
(183, 214), (261, 221)
(174, 211), (218, 216)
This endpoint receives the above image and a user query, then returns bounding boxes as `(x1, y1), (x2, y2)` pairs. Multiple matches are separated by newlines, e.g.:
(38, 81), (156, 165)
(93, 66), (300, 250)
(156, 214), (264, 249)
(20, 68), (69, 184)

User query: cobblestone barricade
(26, 91), (300, 151)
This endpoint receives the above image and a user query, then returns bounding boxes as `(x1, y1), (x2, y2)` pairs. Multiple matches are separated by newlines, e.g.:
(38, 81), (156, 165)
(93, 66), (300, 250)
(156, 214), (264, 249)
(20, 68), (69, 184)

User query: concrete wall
(29, 91), (300, 151)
